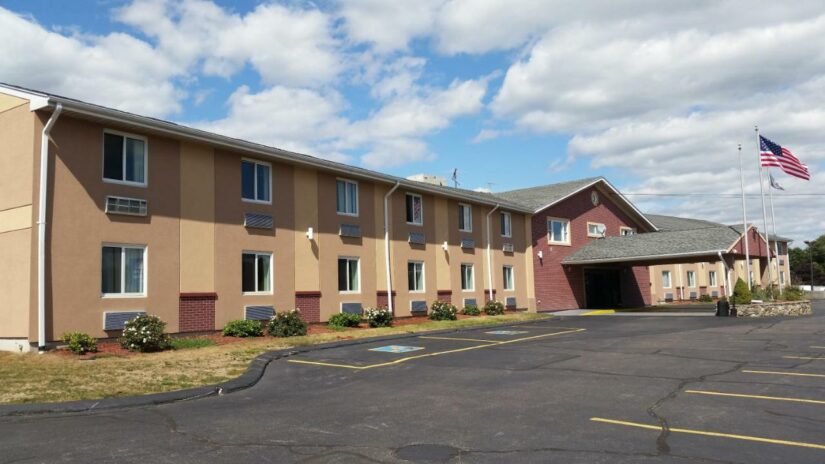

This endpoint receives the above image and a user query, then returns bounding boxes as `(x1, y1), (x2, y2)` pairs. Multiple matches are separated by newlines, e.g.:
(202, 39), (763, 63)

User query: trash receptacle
(716, 300), (730, 317)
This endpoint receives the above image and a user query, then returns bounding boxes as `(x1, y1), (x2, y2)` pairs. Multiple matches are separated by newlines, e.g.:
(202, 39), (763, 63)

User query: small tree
(732, 278), (752, 305)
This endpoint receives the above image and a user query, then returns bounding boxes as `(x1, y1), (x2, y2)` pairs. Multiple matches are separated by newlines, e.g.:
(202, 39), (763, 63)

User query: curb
(0, 316), (552, 417)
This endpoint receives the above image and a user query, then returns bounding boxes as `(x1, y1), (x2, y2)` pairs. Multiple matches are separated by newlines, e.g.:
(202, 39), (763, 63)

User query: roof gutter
(37, 102), (62, 352)
(485, 204), (501, 303)
(33, 98), (531, 214)
(383, 182), (401, 314)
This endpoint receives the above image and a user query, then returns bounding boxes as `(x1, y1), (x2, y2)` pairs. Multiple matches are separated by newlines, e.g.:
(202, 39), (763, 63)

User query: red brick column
(377, 291), (396, 309)
(436, 290), (452, 304)
(179, 293), (217, 333)
(295, 291), (321, 323)
(483, 289), (497, 304)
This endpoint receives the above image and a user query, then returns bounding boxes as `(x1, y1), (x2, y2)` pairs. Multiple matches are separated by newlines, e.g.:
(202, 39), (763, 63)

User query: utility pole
(805, 240), (815, 290)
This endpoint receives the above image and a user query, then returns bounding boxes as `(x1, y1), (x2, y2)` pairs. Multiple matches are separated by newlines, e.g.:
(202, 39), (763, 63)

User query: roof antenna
(452, 168), (459, 188)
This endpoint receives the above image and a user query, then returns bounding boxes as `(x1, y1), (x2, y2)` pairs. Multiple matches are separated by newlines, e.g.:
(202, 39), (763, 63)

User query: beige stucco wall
(0, 102), (35, 338)
(179, 142), (215, 292)
(649, 261), (726, 302)
(293, 167), (320, 291)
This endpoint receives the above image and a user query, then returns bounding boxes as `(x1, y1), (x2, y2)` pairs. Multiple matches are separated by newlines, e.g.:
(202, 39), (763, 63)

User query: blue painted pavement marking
(369, 345), (425, 353)
(485, 330), (529, 335)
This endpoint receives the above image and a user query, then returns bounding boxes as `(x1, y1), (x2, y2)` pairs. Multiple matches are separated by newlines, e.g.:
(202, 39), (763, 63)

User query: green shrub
(731, 278), (752, 305)
(765, 285), (780, 301)
(365, 307), (394, 328)
(268, 309), (308, 337)
(170, 337), (216, 350)
(60, 332), (97, 355)
(461, 304), (480, 316)
(222, 319), (264, 337)
(697, 294), (713, 303)
(781, 285), (805, 301)
(751, 285), (766, 300)
(429, 300), (458, 321)
(121, 314), (172, 352)
(483, 300), (505, 316)
(328, 312), (362, 328)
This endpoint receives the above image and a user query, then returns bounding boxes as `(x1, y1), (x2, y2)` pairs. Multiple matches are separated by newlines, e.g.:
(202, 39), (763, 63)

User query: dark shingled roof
(644, 214), (725, 231)
(493, 177), (603, 211)
(562, 226), (743, 264)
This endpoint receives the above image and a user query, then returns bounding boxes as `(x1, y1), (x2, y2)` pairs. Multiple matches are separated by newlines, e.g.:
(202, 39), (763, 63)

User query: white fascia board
(562, 249), (728, 265)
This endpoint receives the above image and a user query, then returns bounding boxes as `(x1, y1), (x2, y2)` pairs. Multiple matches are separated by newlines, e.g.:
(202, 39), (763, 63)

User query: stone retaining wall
(736, 301), (812, 317)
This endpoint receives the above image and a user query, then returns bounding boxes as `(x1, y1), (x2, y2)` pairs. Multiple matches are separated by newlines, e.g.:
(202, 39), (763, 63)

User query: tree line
(789, 234), (825, 286)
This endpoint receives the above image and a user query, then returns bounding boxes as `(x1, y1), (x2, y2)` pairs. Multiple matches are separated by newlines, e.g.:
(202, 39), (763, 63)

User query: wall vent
(408, 232), (426, 245)
(463, 298), (477, 307)
(339, 224), (361, 238)
(244, 212), (274, 229)
(502, 243), (514, 253)
(410, 300), (428, 313)
(460, 238), (475, 249)
(506, 297), (517, 308)
(245, 305), (274, 320)
(341, 302), (363, 314)
(103, 311), (146, 331)
(105, 196), (147, 217)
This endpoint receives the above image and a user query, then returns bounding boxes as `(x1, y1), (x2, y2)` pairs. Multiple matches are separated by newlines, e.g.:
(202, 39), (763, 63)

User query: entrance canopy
(562, 225), (771, 266)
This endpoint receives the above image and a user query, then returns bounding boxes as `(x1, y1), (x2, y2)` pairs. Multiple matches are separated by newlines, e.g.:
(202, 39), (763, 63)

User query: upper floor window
(547, 217), (570, 245)
(687, 270), (696, 288)
(500, 212), (512, 237)
(662, 270), (672, 289)
(336, 179), (358, 216)
(103, 131), (146, 186)
(587, 222), (606, 238)
(620, 227), (636, 236)
(102, 244), (146, 297)
(458, 203), (472, 232)
(406, 193), (423, 225)
(241, 159), (271, 203)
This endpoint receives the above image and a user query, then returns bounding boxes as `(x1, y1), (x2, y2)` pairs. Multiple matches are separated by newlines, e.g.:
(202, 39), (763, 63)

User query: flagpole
(737, 144), (752, 289)
(755, 125), (775, 290)
(768, 170), (781, 291)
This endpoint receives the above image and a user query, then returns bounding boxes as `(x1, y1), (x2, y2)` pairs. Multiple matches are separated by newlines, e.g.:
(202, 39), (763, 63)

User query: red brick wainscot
(295, 291), (322, 323)
(436, 289), (452, 305)
(179, 292), (217, 332)
(377, 290), (397, 309)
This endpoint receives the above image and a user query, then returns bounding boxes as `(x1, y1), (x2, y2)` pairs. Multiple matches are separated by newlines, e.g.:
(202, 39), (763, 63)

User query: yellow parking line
(590, 417), (825, 451)
(685, 389), (825, 405)
(583, 310), (615, 316)
(743, 370), (825, 378)
(288, 328), (586, 370)
(784, 356), (825, 361)
(418, 336), (498, 343)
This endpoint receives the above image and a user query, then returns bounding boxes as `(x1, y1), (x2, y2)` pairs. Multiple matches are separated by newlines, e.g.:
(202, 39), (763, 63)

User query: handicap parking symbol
(369, 345), (425, 353)
(485, 330), (528, 335)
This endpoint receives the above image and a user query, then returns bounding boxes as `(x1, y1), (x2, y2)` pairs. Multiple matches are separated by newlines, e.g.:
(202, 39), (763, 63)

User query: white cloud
(337, 0), (446, 53)
(0, 7), (182, 116)
(116, 0), (342, 87)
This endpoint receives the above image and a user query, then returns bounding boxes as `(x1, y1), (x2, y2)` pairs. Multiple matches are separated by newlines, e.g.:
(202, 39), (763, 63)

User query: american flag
(759, 135), (810, 180)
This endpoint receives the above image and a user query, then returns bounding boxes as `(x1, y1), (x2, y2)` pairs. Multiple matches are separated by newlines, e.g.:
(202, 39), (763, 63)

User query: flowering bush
(461, 304), (480, 316)
(222, 319), (264, 337)
(61, 332), (97, 354)
(483, 300), (505, 316)
(268, 309), (308, 337)
(328, 312), (362, 328)
(429, 300), (458, 321)
(365, 306), (394, 327)
(121, 315), (171, 352)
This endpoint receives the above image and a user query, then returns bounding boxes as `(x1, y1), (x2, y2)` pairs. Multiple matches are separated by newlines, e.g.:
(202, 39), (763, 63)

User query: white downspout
(486, 204), (501, 303)
(383, 182), (401, 314)
(718, 252), (732, 298)
(38, 103), (62, 352)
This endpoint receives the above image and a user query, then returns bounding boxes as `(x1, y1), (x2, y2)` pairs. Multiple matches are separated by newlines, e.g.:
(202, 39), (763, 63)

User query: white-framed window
(101, 244), (146, 297)
(547, 217), (570, 245)
(336, 179), (358, 216)
(458, 203), (473, 232)
(103, 130), (147, 186)
(241, 159), (271, 203)
(502, 265), (514, 291)
(500, 212), (512, 237)
(620, 227), (636, 236)
(461, 263), (475, 291)
(242, 252), (272, 294)
(587, 222), (605, 238)
(662, 270), (672, 289)
(405, 193), (423, 225)
(780, 271), (786, 285)
(708, 270), (717, 287)
(338, 257), (360, 293)
(687, 271), (696, 288)
(408, 261), (425, 292)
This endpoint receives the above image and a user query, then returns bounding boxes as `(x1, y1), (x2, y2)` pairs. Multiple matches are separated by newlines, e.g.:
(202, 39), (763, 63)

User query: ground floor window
(338, 257), (360, 293)
(662, 270), (672, 289)
(408, 261), (424, 292)
(102, 245), (146, 296)
(461, 264), (474, 291)
(502, 265), (514, 291)
(780, 271), (786, 285)
(708, 270), (717, 287)
(686, 271), (696, 288)
(242, 252), (272, 294)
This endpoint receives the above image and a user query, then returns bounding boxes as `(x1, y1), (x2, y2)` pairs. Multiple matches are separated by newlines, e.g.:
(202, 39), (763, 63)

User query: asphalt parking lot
(2, 301), (824, 463)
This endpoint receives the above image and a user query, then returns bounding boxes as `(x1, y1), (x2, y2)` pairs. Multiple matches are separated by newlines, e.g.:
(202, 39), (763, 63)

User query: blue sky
(1, 0), (824, 240)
